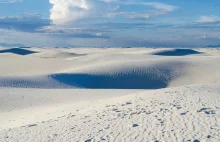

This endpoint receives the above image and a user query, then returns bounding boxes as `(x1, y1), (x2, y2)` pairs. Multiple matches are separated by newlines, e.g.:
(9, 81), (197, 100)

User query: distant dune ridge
(0, 47), (220, 141)
(50, 61), (186, 89)
(152, 48), (202, 56)
(0, 48), (37, 55)
(0, 47), (219, 89)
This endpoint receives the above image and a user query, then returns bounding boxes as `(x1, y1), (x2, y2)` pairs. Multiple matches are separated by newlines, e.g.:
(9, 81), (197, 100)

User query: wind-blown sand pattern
(0, 47), (220, 142)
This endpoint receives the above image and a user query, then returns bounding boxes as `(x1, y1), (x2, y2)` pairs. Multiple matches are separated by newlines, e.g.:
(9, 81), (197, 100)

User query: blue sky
(0, 0), (220, 47)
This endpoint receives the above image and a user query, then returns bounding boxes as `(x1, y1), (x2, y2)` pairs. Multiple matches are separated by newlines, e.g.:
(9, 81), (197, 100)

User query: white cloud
(123, 2), (176, 12)
(49, 0), (89, 25)
(49, 0), (176, 25)
(119, 2), (176, 19)
(37, 26), (109, 38)
(0, 13), (51, 32)
(198, 16), (220, 23)
(0, 0), (22, 3)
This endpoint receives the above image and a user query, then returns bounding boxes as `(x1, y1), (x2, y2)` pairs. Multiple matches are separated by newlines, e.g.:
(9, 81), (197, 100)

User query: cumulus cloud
(0, 13), (51, 32)
(0, 0), (22, 3)
(49, 0), (89, 25)
(49, 0), (176, 25)
(122, 2), (176, 12)
(0, 12), (108, 39)
(198, 16), (220, 23)
(37, 26), (109, 38)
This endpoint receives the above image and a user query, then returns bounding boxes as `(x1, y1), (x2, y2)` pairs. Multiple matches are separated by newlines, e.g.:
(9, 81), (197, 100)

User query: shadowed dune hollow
(50, 63), (184, 89)
(50, 73), (169, 89)
(153, 49), (202, 56)
(0, 48), (37, 55)
(0, 62), (185, 89)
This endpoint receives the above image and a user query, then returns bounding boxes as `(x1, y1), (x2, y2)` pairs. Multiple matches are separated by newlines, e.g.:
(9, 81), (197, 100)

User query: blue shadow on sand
(153, 49), (201, 56)
(0, 48), (37, 55)
(50, 73), (168, 89)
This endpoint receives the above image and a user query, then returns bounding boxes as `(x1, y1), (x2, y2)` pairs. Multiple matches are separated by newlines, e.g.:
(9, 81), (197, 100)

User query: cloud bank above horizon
(0, 0), (220, 47)
(49, 0), (176, 25)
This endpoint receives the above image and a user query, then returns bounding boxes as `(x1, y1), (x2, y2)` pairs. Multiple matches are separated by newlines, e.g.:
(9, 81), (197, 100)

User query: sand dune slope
(0, 85), (219, 142)
(0, 48), (220, 89)
(0, 47), (220, 142)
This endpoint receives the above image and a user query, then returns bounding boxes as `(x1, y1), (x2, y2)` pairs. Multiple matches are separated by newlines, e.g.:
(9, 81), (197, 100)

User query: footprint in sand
(132, 124), (139, 127)
(27, 124), (37, 127)
(85, 139), (92, 142)
(197, 108), (216, 115)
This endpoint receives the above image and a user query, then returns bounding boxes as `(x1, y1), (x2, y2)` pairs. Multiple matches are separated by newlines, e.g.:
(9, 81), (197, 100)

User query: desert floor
(0, 47), (220, 142)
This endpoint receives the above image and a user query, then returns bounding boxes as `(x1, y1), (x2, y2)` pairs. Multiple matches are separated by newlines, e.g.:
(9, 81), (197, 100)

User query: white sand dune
(0, 47), (218, 90)
(0, 47), (220, 88)
(0, 85), (219, 142)
(32, 49), (86, 59)
(0, 47), (220, 141)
